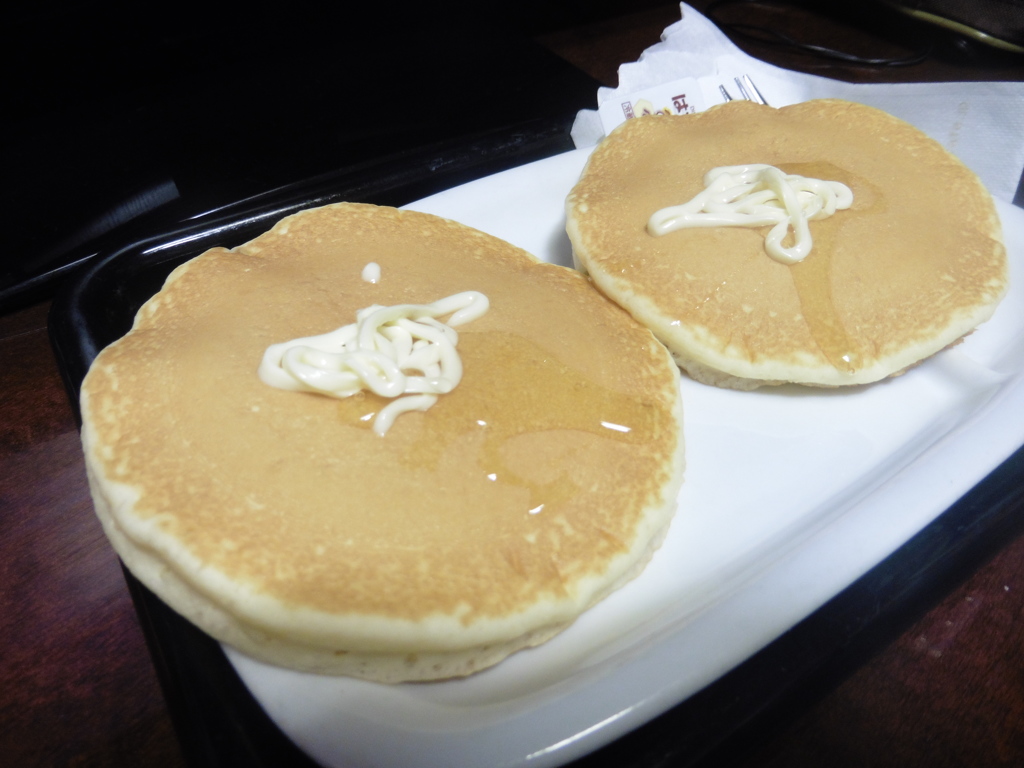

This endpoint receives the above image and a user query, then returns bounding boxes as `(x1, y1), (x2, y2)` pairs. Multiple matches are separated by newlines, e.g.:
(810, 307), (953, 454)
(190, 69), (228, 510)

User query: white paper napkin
(571, 2), (1024, 203)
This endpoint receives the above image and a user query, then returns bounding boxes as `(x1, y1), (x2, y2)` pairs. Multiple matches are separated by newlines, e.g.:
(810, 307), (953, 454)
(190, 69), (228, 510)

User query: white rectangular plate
(225, 148), (1024, 768)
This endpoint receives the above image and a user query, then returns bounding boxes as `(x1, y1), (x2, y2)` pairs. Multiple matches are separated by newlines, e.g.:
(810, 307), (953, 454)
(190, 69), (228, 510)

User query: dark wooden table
(3, 3), (1024, 766)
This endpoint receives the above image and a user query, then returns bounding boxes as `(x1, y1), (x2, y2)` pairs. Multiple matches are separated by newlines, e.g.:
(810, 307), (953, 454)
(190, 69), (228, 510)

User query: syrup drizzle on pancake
(789, 247), (861, 374)
(335, 330), (661, 518)
(779, 161), (880, 375)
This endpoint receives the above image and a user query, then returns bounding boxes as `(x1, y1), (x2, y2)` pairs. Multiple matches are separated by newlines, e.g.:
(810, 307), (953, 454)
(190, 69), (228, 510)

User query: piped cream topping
(258, 291), (489, 435)
(647, 164), (853, 264)
(361, 262), (381, 284)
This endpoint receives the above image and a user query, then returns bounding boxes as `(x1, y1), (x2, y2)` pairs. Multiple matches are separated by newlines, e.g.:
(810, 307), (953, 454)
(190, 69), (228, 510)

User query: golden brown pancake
(80, 203), (685, 682)
(566, 99), (1008, 389)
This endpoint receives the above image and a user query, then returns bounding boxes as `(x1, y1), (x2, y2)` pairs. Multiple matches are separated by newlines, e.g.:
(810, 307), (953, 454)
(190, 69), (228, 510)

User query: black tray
(49, 129), (1024, 768)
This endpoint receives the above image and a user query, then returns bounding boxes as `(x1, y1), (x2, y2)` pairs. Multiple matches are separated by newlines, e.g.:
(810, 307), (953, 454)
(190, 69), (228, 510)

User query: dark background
(6, 0), (1022, 311)
(2, 0), (676, 309)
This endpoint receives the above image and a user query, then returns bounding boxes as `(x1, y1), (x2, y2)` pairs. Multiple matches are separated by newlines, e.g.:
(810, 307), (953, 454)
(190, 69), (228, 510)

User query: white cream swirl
(647, 164), (853, 264)
(258, 291), (489, 436)
(361, 261), (381, 284)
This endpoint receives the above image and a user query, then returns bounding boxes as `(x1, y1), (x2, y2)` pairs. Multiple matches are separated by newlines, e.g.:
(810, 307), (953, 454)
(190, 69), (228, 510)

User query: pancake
(566, 99), (1008, 389)
(80, 202), (685, 682)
